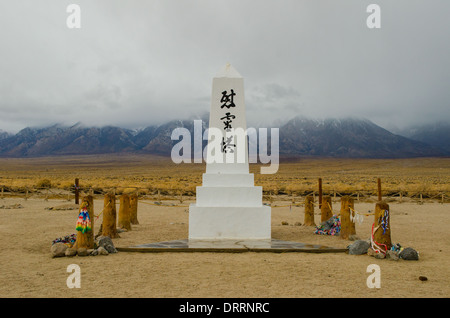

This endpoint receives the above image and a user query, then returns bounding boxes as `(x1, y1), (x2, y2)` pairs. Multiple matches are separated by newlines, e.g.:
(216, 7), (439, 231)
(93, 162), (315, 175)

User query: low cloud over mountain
(0, 117), (447, 158)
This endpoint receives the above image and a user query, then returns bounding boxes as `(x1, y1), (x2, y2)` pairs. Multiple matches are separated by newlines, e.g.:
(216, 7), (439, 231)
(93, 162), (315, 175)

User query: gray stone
(65, 247), (77, 257)
(348, 240), (370, 255)
(77, 248), (88, 256)
(50, 243), (67, 258)
(386, 250), (399, 261)
(399, 247), (419, 260)
(367, 248), (375, 256)
(367, 247), (386, 258)
(96, 236), (117, 253)
(97, 246), (109, 255)
(90, 249), (98, 256)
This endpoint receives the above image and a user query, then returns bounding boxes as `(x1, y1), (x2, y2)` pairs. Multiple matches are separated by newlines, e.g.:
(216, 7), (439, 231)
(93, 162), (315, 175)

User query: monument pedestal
(188, 64), (271, 243)
(189, 173), (271, 241)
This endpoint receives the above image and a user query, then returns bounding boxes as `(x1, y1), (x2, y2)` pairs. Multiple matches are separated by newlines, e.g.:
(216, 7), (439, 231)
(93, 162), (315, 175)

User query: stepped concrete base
(196, 186), (263, 207)
(188, 205), (271, 240)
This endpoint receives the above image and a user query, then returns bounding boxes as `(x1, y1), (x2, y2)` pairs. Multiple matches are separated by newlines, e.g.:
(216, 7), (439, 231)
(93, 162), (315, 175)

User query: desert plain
(0, 155), (449, 298)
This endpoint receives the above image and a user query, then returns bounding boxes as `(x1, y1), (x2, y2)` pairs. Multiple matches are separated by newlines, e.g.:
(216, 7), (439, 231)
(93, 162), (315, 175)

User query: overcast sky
(0, 0), (449, 133)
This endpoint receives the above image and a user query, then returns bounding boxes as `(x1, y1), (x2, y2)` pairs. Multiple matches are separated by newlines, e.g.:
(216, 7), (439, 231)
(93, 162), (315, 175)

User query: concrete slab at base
(189, 205), (271, 240)
(188, 239), (271, 249)
(117, 239), (349, 253)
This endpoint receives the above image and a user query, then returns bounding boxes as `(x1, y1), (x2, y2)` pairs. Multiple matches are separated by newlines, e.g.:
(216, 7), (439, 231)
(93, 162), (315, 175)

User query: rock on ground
(367, 247), (386, 259)
(50, 243), (67, 258)
(399, 247), (419, 260)
(97, 246), (109, 255)
(77, 248), (88, 256)
(386, 250), (399, 261)
(65, 248), (77, 257)
(96, 236), (117, 253)
(348, 240), (370, 255)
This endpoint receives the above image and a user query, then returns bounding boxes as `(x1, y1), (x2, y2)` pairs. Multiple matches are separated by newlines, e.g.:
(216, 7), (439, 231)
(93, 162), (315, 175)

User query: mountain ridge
(0, 117), (447, 158)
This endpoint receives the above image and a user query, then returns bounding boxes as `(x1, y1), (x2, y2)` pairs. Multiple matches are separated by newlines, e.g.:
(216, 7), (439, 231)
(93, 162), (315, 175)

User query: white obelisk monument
(189, 64), (271, 242)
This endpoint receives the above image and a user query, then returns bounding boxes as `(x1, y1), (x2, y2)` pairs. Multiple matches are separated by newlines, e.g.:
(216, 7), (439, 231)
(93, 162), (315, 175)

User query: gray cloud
(0, 0), (449, 133)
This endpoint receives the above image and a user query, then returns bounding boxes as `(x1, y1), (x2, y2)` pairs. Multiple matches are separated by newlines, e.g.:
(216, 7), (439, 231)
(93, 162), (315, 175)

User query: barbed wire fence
(1, 181), (448, 207)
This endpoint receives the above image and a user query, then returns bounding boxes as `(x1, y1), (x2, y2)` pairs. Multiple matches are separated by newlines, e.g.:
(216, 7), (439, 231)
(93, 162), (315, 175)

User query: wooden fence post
(372, 201), (391, 251)
(318, 178), (323, 209)
(321, 195), (333, 222)
(25, 188), (28, 201)
(340, 196), (356, 240)
(118, 194), (132, 231)
(75, 178), (79, 204)
(303, 195), (316, 226)
(101, 193), (119, 238)
(1, 187), (3, 199)
(73, 195), (95, 249)
(377, 178), (382, 202)
(130, 193), (139, 225)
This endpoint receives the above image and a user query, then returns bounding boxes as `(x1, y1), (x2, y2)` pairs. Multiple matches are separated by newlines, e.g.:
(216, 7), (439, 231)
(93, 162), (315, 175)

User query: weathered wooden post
(118, 194), (132, 231)
(25, 188), (28, 201)
(372, 201), (391, 251)
(73, 195), (95, 249)
(1, 186), (4, 199)
(339, 196), (356, 240)
(130, 193), (139, 225)
(75, 178), (80, 204)
(101, 193), (119, 238)
(377, 178), (382, 202)
(321, 195), (333, 222)
(303, 195), (316, 226)
(318, 178), (323, 209)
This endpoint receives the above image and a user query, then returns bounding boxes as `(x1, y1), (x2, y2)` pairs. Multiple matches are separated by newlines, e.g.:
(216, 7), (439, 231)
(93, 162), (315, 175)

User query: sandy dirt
(0, 197), (449, 298)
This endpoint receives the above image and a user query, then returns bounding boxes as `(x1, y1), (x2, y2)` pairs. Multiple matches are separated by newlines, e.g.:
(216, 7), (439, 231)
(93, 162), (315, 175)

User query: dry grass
(0, 155), (449, 199)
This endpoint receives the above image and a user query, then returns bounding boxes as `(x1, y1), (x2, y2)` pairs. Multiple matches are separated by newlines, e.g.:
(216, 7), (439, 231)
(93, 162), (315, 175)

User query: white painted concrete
(189, 64), (271, 241)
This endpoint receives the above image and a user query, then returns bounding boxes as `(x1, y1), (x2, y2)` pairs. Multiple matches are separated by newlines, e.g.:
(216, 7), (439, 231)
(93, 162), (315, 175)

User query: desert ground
(0, 196), (449, 298)
(0, 155), (449, 298)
